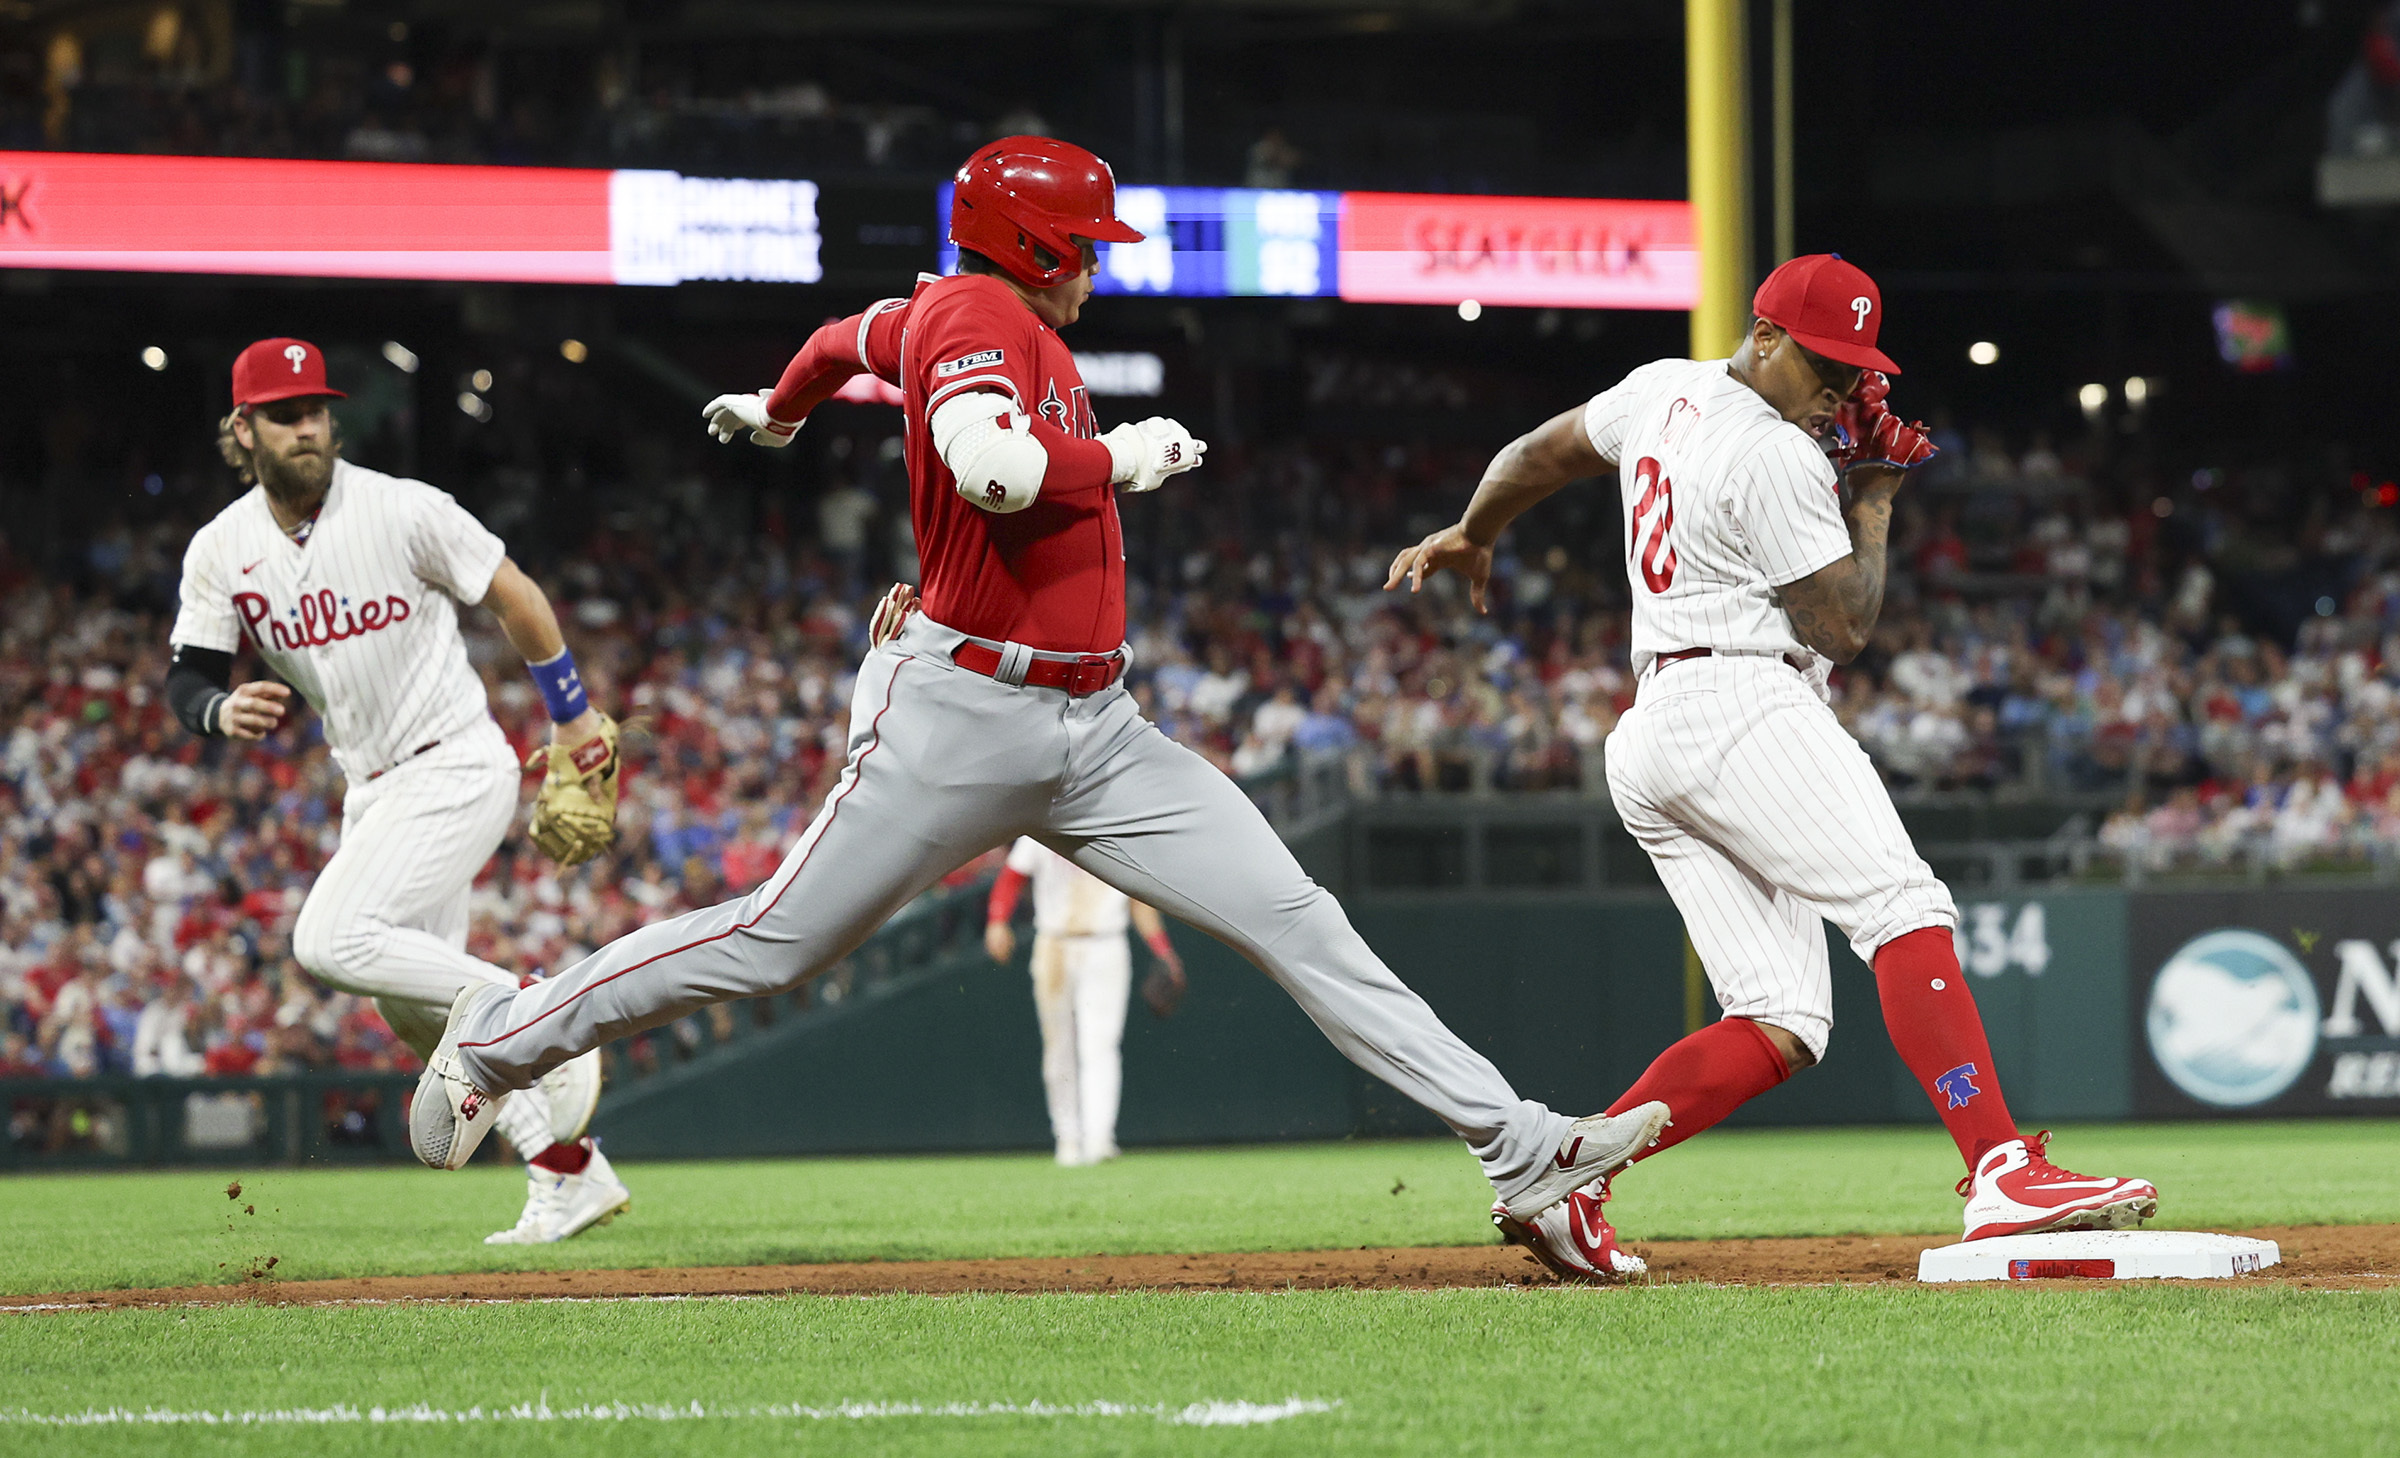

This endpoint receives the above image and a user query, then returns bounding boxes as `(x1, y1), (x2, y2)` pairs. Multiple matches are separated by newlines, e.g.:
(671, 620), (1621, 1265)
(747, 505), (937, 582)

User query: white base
(1916, 1230), (2280, 1283)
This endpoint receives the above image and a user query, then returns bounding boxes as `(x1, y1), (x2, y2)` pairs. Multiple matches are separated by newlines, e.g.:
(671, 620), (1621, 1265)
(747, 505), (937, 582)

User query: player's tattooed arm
(1385, 406), (1603, 613)
(1773, 466), (1904, 663)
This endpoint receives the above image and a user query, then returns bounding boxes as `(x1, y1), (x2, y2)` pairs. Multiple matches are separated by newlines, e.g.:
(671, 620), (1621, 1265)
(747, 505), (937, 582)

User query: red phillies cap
(231, 338), (346, 410)
(1751, 254), (1899, 374)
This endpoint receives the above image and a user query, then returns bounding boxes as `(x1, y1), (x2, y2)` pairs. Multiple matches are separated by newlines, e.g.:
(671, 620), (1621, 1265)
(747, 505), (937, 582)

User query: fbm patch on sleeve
(935, 349), (1005, 378)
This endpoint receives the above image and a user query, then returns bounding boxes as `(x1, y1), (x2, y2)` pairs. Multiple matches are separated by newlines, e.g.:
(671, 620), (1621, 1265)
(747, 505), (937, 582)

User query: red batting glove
(1828, 371), (1938, 473)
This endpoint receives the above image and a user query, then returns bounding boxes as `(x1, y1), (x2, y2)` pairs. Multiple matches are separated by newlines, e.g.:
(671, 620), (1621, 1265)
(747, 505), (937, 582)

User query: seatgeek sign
(0, 151), (820, 285)
(937, 183), (1695, 311)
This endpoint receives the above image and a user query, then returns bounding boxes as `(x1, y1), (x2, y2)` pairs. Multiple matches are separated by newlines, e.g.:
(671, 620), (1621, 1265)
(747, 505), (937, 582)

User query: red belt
(367, 740), (442, 780)
(1655, 647), (1713, 669)
(952, 641), (1127, 697)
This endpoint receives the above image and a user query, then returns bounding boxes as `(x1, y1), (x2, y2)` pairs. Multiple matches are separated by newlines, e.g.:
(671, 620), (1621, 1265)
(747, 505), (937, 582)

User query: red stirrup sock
(1605, 1017), (1791, 1163)
(1873, 925), (2020, 1167)
(530, 1138), (594, 1175)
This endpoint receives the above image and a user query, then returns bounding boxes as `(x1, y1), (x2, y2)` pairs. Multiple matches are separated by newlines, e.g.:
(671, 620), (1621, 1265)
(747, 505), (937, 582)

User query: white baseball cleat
(539, 1049), (605, 1146)
(482, 1142), (631, 1244)
(1494, 1173), (1647, 1282)
(409, 984), (507, 1171)
(1959, 1131), (2159, 1242)
(1498, 1101), (1672, 1222)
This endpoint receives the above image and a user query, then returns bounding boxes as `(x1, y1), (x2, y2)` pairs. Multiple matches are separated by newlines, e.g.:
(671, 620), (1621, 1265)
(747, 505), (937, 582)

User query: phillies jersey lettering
(1582, 358), (1852, 675)
(170, 459), (507, 779)
(838, 273), (1125, 653)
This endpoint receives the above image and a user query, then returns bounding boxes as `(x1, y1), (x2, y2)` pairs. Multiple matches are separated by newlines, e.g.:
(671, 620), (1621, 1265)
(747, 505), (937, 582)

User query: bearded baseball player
(1389, 255), (2159, 1278)
(986, 835), (1187, 1166)
(167, 338), (634, 1245)
(407, 137), (1670, 1240)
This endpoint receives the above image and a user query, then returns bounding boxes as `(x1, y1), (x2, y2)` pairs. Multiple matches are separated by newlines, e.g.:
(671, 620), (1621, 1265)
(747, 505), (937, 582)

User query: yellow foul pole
(1686, 0), (1752, 360)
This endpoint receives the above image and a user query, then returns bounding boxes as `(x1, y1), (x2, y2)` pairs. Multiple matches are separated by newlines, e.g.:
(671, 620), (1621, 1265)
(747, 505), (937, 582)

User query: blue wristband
(528, 648), (590, 723)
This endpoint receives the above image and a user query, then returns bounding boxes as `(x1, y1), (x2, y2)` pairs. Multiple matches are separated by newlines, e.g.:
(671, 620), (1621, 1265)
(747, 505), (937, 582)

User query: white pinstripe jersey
(1582, 358), (1852, 675)
(170, 459), (507, 780)
(1006, 837), (1130, 939)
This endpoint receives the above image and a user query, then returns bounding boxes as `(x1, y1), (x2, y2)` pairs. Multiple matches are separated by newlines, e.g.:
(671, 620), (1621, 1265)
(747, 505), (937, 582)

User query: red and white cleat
(1493, 1175), (1647, 1282)
(1959, 1131), (2159, 1242)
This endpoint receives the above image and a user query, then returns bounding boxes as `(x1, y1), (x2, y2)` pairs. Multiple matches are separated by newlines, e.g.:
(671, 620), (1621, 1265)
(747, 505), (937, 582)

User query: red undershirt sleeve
(987, 865), (1028, 924)
(1025, 415), (1116, 499)
(762, 318), (868, 425)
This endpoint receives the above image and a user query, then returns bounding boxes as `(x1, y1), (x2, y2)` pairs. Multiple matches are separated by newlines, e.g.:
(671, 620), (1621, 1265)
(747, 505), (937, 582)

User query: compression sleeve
(1024, 415), (1116, 499)
(167, 645), (234, 737)
(987, 865), (1028, 925)
(763, 298), (908, 425)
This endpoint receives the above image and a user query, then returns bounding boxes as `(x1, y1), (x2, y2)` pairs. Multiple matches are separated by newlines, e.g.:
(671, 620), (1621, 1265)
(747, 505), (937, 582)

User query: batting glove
(1828, 372), (1937, 473)
(1101, 416), (1207, 493)
(868, 582), (919, 650)
(702, 391), (801, 448)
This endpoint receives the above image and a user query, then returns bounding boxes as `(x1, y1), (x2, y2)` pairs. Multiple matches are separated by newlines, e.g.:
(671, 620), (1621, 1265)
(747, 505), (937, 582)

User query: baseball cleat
(485, 1169), (565, 1245)
(1499, 1101), (1671, 1222)
(409, 984), (507, 1171)
(545, 1142), (633, 1241)
(1959, 1131), (2159, 1242)
(539, 1048), (605, 1146)
(1494, 1174), (1647, 1282)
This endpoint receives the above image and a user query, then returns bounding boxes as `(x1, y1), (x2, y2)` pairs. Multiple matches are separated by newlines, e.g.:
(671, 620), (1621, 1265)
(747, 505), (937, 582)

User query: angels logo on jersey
(234, 588), (413, 651)
(1037, 378), (1097, 439)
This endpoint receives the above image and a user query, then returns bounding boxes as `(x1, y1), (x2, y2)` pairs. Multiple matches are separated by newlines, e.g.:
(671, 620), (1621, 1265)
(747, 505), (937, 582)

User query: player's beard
(254, 437), (335, 514)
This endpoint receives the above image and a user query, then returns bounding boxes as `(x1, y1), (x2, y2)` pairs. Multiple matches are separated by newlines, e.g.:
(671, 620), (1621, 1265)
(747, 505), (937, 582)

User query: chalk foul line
(0, 1397), (1340, 1428)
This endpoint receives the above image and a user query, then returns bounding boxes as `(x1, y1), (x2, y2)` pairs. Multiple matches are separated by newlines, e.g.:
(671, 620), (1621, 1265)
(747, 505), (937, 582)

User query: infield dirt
(7, 1223), (2391, 1310)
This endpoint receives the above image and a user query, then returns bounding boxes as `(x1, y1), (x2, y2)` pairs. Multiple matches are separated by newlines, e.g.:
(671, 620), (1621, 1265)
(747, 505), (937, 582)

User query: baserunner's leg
(1029, 933), (1084, 1163)
(453, 650), (1046, 1091)
(1073, 934), (1130, 1163)
(1041, 692), (1570, 1201)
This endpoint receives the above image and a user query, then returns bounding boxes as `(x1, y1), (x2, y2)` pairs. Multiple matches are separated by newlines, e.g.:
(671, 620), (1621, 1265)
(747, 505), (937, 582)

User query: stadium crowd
(5, 412), (2397, 1082)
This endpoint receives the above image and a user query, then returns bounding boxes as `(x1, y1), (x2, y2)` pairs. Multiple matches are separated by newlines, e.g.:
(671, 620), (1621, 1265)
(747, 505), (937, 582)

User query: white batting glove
(1101, 416), (1207, 493)
(702, 391), (800, 448)
(868, 582), (919, 650)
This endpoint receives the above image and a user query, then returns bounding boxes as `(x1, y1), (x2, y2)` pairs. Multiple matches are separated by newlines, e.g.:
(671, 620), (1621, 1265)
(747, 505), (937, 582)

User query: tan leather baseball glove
(525, 713), (629, 866)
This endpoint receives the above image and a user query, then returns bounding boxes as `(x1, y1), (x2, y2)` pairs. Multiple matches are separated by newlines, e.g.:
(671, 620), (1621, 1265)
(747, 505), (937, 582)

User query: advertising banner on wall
(2129, 888), (2400, 1117)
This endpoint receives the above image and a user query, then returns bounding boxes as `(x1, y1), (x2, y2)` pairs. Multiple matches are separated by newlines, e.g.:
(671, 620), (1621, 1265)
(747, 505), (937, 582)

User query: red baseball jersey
(770, 273), (1122, 654)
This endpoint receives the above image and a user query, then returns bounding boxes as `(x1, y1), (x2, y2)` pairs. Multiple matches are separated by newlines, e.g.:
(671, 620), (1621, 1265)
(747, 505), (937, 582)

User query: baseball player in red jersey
(1389, 255), (2159, 1277)
(407, 137), (1668, 1234)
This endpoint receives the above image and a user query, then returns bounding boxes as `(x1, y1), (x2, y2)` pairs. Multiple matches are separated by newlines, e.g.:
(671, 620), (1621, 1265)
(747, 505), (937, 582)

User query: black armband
(167, 645), (235, 737)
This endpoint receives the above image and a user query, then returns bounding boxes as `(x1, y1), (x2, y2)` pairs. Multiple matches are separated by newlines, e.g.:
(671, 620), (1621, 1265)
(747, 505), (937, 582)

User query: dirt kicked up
(5, 1224), (2392, 1311)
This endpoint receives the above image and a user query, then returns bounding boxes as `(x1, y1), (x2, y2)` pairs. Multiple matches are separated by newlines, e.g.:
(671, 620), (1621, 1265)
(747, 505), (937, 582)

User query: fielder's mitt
(1141, 963), (1187, 1019)
(525, 713), (629, 866)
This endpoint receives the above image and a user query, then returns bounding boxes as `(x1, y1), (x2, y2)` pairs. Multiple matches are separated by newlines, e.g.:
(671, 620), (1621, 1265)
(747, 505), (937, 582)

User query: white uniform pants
(1605, 654), (1957, 1061)
(451, 613), (1570, 1201)
(291, 718), (523, 1059)
(1031, 932), (1131, 1165)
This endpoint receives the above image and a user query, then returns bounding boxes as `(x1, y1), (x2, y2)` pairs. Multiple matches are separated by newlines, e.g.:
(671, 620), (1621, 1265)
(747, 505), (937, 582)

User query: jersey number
(1629, 456), (1678, 592)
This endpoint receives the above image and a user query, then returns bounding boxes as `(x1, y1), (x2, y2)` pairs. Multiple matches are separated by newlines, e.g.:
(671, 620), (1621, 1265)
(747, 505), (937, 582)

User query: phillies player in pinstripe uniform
(1392, 256), (2158, 1277)
(409, 138), (1675, 1247)
(165, 338), (632, 1245)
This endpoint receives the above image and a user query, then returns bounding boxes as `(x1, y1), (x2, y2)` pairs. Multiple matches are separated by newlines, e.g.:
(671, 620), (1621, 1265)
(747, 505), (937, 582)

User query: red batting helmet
(1752, 254), (1900, 374)
(948, 136), (1144, 290)
(231, 337), (345, 410)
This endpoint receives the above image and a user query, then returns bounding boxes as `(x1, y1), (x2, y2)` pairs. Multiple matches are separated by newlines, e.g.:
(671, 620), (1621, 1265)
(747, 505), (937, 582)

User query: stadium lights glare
(140, 346), (167, 371)
(2077, 382), (2109, 416)
(559, 339), (590, 364)
(458, 391), (492, 422)
(1457, 299), (1483, 321)
(2124, 375), (2150, 407)
(1968, 341), (1999, 365)
(470, 369), (494, 392)
(381, 341), (420, 373)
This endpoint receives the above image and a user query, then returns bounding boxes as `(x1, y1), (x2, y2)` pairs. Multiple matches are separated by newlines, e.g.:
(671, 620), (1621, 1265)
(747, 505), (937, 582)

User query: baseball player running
(408, 137), (1669, 1238)
(167, 339), (633, 1245)
(986, 835), (1187, 1166)
(1389, 255), (2158, 1278)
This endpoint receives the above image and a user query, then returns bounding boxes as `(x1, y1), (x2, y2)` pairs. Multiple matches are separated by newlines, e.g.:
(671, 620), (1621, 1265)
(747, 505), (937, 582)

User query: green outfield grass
(2, 1121), (2395, 1457)
(5, 1284), (2396, 1456)
(2, 1119), (2393, 1295)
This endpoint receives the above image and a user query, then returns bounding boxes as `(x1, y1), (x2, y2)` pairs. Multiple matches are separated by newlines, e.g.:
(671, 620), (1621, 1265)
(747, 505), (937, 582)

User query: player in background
(1388, 255), (2158, 1277)
(167, 339), (632, 1245)
(986, 836), (1186, 1166)
(409, 137), (1670, 1243)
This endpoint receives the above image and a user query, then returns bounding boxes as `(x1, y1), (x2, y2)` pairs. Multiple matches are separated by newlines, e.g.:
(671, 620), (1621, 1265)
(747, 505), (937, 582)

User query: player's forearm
(165, 645), (234, 736)
(1460, 410), (1601, 545)
(1778, 484), (1895, 663)
(763, 318), (868, 425)
(481, 558), (566, 664)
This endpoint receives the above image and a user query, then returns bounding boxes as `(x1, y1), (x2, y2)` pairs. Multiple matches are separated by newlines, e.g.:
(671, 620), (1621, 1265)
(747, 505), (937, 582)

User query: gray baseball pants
(452, 613), (1570, 1199)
